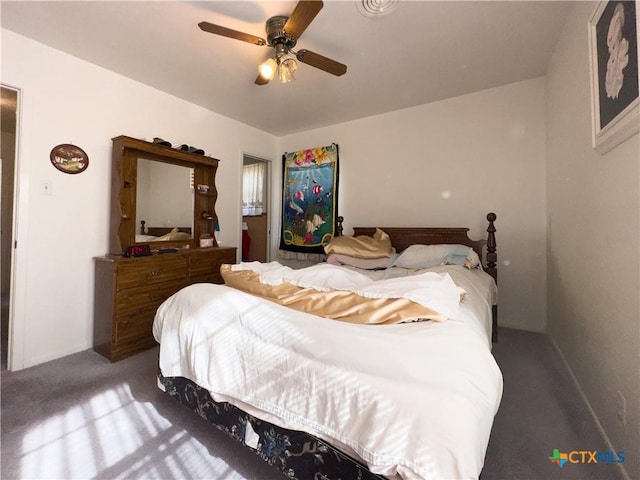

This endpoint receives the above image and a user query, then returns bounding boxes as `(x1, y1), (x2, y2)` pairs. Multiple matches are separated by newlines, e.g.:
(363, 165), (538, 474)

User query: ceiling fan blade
(296, 49), (347, 76)
(284, 0), (324, 39)
(198, 21), (266, 46)
(255, 73), (271, 86)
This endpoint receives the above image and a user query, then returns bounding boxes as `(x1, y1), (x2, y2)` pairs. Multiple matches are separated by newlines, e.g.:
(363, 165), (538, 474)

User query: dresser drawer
(94, 248), (234, 362)
(114, 311), (156, 346)
(116, 255), (188, 290)
(114, 287), (171, 347)
(115, 282), (186, 317)
(113, 317), (158, 354)
(189, 248), (236, 284)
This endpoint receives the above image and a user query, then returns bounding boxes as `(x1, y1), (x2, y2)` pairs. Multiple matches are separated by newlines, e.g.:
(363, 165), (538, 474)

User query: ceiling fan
(198, 0), (347, 85)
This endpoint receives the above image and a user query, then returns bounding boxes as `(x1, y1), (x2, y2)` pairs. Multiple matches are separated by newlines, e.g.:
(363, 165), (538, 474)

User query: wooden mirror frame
(109, 136), (220, 255)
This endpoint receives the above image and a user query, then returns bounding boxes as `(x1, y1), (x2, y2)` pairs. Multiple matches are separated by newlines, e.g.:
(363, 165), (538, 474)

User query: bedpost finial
(336, 216), (344, 237)
(485, 213), (497, 282)
(485, 212), (498, 342)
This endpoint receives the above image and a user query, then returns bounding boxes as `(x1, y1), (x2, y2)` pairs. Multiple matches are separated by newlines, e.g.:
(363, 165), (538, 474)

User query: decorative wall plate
(50, 144), (89, 174)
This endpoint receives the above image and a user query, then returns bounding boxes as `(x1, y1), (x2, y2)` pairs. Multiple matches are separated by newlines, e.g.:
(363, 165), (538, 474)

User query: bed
(153, 213), (502, 480)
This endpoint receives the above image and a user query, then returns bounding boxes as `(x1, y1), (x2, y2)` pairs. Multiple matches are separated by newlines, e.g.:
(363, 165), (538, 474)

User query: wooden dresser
(95, 135), (236, 362)
(94, 247), (236, 362)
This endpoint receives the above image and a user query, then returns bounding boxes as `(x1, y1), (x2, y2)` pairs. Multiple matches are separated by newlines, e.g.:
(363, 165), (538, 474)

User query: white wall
(545, 3), (639, 479)
(278, 78), (548, 333)
(1, 30), (277, 369)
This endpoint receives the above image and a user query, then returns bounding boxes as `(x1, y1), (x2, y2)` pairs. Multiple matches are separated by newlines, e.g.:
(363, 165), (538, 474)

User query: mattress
(153, 263), (502, 479)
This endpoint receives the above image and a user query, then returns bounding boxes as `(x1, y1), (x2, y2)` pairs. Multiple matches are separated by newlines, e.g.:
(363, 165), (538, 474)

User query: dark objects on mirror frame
(153, 138), (204, 155)
(176, 144), (204, 155)
(153, 137), (172, 147)
(188, 146), (205, 155)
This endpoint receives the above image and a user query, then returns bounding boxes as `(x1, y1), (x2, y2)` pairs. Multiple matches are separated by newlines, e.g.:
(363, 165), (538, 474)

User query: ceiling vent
(356, 0), (400, 18)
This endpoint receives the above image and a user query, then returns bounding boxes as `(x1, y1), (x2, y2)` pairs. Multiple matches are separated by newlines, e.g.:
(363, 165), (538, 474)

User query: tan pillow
(324, 228), (393, 259)
(155, 227), (191, 241)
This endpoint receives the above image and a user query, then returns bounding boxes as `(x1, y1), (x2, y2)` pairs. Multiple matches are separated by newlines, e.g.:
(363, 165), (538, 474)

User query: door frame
(241, 153), (271, 262)
(1, 83), (22, 370)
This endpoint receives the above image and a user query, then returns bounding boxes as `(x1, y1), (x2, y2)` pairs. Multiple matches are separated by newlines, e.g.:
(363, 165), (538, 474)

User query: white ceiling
(1, 1), (572, 136)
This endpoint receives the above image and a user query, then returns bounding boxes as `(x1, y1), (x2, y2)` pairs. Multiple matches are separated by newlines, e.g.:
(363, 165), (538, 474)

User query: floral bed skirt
(158, 373), (388, 480)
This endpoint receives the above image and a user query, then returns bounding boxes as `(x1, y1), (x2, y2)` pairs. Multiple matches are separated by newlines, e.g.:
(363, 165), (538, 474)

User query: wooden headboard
(352, 226), (484, 255)
(349, 213), (498, 342)
(139, 220), (192, 237)
(350, 213), (497, 281)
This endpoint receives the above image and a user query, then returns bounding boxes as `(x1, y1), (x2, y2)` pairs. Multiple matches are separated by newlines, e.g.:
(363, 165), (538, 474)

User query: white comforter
(153, 265), (503, 480)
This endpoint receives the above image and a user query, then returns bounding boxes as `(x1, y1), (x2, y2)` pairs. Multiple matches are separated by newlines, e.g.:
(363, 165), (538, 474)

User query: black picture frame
(588, 0), (639, 154)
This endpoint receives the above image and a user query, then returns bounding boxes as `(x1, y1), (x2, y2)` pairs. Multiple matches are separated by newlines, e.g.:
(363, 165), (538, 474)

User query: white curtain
(242, 162), (265, 216)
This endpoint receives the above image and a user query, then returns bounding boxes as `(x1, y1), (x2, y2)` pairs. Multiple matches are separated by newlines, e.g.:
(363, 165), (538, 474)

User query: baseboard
(548, 335), (630, 480)
(16, 343), (92, 371)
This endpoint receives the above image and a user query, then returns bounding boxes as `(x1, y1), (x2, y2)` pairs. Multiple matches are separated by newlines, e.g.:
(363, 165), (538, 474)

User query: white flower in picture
(605, 3), (629, 99)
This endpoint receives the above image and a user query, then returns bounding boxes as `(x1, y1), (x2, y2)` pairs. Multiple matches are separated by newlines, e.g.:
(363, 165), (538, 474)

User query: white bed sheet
(153, 265), (502, 480)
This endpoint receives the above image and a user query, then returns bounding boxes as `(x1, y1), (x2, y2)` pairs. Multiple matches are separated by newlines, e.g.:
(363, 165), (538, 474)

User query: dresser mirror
(135, 158), (195, 242)
(109, 135), (220, 255)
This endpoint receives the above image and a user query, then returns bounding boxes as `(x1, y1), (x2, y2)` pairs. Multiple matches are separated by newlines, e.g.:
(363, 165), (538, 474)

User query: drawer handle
(149, 268), (161, 276)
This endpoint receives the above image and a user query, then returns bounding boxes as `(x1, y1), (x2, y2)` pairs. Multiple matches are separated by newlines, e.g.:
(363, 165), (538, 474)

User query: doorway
(1, 86), (18, 371)
(241, 155), (270, 263)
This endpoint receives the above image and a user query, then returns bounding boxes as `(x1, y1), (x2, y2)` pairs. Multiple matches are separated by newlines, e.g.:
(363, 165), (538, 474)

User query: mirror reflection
(135, 158), (194, 243)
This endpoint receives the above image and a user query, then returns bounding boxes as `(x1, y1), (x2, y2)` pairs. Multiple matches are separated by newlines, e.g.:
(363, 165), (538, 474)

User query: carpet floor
(1, 327), (625, 480)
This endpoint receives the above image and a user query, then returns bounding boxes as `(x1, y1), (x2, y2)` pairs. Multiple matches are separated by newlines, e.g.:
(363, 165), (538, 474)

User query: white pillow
(392, 244), (480, 269)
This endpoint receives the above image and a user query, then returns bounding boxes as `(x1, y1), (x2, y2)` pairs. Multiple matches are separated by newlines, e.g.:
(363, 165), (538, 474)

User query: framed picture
(49, 144), (89, 174)
(588, 0), (639, 154)
(280, 144), (339, 254)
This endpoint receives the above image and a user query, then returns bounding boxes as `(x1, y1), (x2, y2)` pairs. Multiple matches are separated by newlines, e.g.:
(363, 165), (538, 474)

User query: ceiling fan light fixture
(200, 0), (347, 85)
(278, 57), (298, 83)
(258, 58), (278, 81)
